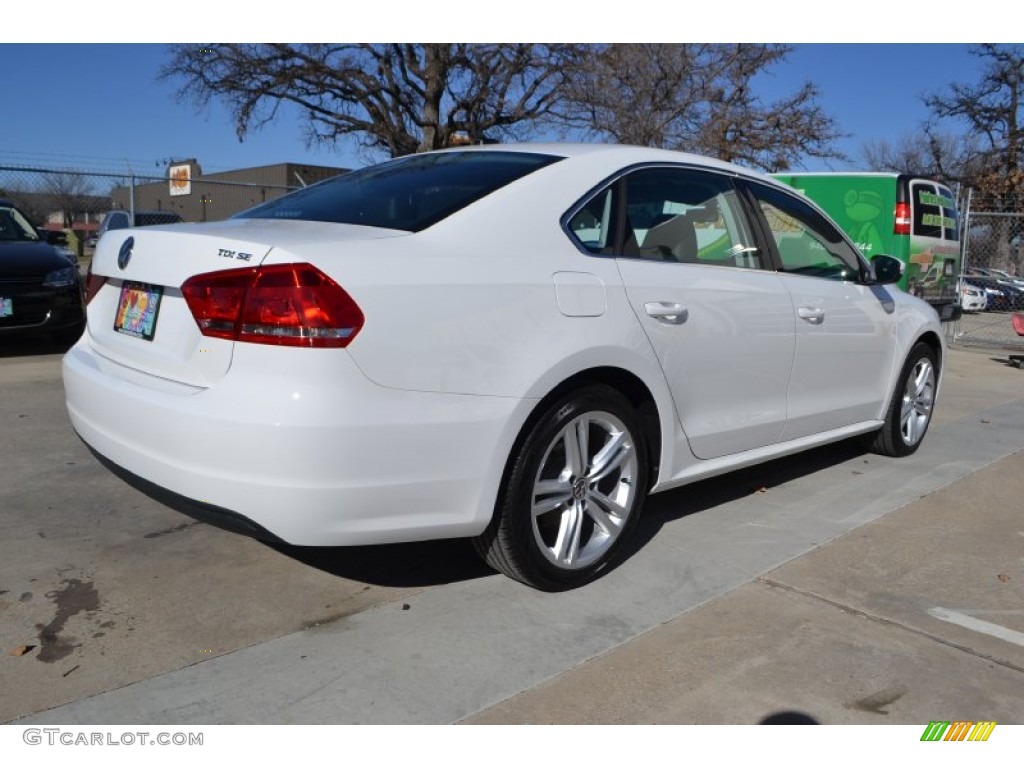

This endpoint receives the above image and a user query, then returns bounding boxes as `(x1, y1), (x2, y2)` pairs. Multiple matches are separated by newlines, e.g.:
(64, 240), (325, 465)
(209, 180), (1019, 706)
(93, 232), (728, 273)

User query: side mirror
(870, 254), (904, 285)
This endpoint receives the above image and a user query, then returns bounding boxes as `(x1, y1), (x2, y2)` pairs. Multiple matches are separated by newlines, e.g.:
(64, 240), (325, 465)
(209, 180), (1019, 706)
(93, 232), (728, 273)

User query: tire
(867, 342), (938, 457)
(474, 385), (649, 591)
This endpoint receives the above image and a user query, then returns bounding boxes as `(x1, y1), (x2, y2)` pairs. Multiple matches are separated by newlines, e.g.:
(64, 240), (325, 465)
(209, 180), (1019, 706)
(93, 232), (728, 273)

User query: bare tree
(0, 184), (49, 226)
(40, 172), (103, 229)
(162, 44), (575, 158)
(925, 44), (1024, 206)
(860, 129), (983, 182)
(555, 44), (844, 172)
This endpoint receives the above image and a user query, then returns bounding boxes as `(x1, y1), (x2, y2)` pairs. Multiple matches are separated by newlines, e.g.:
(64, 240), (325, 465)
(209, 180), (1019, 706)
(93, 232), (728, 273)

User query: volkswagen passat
(63, 145), (943, 590)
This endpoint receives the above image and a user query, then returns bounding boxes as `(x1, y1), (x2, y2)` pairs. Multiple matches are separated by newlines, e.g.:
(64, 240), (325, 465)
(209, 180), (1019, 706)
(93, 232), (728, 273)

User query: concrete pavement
(8, 344), (1022, 725)
(465, 450), (1024, 724)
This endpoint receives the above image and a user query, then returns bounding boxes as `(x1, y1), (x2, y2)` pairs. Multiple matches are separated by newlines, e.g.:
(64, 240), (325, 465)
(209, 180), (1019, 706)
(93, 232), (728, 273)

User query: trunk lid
(86, 219), (404, 387)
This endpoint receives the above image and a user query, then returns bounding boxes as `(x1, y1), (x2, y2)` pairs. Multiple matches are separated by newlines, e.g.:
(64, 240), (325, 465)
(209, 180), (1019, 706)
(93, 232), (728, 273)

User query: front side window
(750, 182), (865, 282)
(237, 151), (563, 232)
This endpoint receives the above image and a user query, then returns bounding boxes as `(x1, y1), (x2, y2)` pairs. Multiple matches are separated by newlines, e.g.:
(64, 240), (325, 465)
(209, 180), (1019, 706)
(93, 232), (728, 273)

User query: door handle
(644, 302), (689, 324)
(797, 306), (825, 325)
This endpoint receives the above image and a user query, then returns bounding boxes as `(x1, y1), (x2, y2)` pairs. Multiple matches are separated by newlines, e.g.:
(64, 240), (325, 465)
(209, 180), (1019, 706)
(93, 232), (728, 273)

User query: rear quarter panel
(258, 157), (684, 489)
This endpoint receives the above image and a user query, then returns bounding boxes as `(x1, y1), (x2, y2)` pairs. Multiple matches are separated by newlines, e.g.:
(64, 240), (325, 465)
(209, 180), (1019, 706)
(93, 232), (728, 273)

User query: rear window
(911, 181), (958, 241)
(235, 151), (563, 232)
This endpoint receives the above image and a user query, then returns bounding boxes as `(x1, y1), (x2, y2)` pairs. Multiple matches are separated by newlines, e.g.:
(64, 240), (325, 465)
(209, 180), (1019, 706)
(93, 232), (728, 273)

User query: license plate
(114, 281), (163, 341)
(0, 297), (11, 318)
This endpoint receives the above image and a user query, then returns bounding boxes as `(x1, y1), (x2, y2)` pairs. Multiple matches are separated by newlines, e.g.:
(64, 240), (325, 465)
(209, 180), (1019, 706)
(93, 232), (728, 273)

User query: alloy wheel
(900, 357), (935, 446)
(530, 411), (639, 570)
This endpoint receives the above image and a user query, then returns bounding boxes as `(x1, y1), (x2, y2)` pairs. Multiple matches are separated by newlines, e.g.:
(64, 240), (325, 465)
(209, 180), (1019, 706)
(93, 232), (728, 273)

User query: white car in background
(63, 144), (944, 590)
(959, 281), (988, 313)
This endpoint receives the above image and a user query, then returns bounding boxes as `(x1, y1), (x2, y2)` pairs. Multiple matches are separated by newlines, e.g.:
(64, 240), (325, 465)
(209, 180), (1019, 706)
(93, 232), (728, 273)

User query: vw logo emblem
(117, 237), (134, 270)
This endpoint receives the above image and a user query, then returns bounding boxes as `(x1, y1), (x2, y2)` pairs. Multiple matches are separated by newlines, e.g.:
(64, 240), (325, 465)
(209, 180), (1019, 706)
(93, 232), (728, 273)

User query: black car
(0, 199), (86, 344)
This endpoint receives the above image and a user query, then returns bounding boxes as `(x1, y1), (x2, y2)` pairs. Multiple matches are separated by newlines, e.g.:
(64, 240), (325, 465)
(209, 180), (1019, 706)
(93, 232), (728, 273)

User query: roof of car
(431, 142), (766, 180)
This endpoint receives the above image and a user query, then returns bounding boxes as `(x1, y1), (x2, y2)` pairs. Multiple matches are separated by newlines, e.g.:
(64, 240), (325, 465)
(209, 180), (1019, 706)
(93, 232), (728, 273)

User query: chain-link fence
(947, 190), (1024, 354)
(0, 162), (347, 262)
(6, 162), (1024, 356)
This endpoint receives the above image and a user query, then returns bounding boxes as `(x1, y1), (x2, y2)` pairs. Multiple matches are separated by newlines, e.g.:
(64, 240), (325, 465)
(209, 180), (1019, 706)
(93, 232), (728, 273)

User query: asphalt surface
(1, 334), (1022, 724)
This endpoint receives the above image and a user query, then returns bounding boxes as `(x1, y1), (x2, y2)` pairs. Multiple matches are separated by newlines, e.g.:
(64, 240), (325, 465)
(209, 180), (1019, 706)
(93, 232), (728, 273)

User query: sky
(0, 4), (1005, 179)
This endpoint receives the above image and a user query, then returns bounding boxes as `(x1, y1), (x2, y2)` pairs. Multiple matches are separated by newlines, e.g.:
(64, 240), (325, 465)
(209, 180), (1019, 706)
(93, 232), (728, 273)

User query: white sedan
(959, 281), (988, 313)
(63, 144), (943, 590)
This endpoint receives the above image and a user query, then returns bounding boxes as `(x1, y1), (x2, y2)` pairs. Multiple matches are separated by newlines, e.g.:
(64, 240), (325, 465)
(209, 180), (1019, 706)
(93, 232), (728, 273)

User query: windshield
(235, 151), (563, 232)
(0, 205), (40, 242)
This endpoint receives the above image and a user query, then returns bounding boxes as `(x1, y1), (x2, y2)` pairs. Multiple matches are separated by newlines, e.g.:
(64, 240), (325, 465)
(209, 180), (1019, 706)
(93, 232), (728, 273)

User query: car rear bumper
(63, 337), (533, 546)
(83, 444), (290, 544)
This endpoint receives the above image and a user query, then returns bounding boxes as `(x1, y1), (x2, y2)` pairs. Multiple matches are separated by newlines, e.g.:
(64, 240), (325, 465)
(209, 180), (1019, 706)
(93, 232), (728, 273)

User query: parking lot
(1, 335), (1022, 725)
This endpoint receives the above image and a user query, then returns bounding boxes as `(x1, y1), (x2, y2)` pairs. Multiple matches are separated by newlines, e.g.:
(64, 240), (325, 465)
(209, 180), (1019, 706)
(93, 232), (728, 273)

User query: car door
(743, 180), (899, 441)
(577, 166), (796, 460)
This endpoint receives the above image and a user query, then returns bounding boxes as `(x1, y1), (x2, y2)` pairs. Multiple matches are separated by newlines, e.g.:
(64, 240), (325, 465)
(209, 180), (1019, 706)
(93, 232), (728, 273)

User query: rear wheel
(867, 342), (937, 457)
(475, 385), (649, 591)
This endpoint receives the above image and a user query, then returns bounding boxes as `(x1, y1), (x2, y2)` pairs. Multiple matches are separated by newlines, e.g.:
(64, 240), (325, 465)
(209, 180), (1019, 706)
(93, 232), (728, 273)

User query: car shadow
(990, 355), (1024, 368)
(270, 437), (868, 590)
(268, 538), (494, 588)
(618, 437), (869, 566)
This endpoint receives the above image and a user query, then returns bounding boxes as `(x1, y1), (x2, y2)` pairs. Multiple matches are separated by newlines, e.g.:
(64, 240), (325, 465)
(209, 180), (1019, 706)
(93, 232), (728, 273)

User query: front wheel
(474, 385), (649, 591)
(867, 342), (938, 457)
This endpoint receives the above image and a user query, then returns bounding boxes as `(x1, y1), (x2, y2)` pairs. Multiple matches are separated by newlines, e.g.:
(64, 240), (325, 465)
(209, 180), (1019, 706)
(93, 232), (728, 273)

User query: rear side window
(566, 187), (615, 254)
(622, 168), (761, 268)
(911, 181), (958, 241)
(237, 151), (563, 232)
(565, 166), (763, 270)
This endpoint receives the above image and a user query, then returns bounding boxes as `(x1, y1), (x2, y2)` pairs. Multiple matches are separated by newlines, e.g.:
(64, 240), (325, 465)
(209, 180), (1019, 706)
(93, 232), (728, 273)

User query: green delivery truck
(772, 173), (961, 320)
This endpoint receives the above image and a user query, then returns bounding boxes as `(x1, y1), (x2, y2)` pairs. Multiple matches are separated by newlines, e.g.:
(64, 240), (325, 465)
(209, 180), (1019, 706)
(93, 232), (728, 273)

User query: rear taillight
(181, 263), (364, 348)
(84, 262), (108, 305)
(894, 202), (911, 235)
